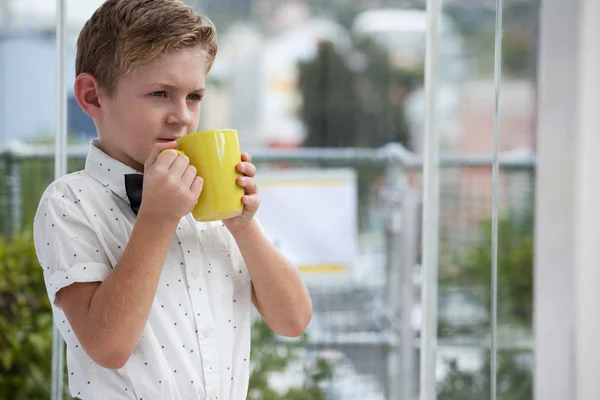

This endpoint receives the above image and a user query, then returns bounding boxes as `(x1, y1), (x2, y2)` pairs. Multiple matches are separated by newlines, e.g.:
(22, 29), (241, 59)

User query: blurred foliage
(465, 0), (538, 78)
(438, 351), (533, 400)
(298, 41), (359, 148)
(0, 230), (71, 399)
(437, 208), (534, 398)
(298, 38), (422, 150)
(501, 33), (534, 77)
(0, 157), (85, 237)
(473, 28), (535, 77)
(442, 209), (534, 328)
(248, 318), (333, 400)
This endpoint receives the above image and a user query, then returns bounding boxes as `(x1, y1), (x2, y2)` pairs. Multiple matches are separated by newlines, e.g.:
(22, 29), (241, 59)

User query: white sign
(255, 168), (358, 280)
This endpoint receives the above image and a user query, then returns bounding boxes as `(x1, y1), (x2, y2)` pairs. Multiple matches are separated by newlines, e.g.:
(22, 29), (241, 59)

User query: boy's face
(95, 49), (207, 171)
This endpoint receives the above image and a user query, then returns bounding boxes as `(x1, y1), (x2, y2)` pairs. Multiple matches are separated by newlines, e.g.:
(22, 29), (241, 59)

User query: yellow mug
(160, 129), (244, 222)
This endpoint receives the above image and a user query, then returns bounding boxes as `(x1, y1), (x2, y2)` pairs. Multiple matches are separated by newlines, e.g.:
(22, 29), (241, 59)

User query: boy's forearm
(84, 212), (179, 365)
(229, 219), (312, 337)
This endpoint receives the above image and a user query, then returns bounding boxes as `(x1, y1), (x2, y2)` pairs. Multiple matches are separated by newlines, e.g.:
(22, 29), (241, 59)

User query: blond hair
(76, 0), (217, 94)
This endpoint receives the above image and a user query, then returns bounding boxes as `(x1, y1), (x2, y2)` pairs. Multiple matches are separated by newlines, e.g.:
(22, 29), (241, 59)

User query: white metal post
(382, 144), (415, 400)
(419, 0), (441, 398)
(489, 0), (504, 398)
(400, 189), (419, 400)
(51, 0), (68, 399)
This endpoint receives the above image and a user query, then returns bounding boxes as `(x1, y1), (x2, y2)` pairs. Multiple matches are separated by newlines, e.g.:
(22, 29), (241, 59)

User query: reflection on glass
(436, 1), (537, 400)
(0, 0), (538, 399)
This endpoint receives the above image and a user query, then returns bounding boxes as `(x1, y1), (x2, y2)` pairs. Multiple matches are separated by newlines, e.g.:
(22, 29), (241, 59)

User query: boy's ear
(74, 73), (104, 119)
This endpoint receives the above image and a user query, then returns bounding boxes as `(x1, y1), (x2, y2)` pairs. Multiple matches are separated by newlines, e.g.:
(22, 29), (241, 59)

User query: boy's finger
(145, 142), (178, 170)
(241, 153), (252, 163)
(190, 176), (204, 199)
(242, 194), (260, 210)
(154, 149), (180, 171)
(237, 162), (256, 177)
(181, 164), (198, 187)
(238, 177), (258, 194)
(169, 153), (191, 177)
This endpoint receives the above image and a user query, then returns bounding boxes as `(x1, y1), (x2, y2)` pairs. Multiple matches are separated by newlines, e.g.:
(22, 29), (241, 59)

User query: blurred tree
(248, 318), (333, 400)
(443, 209), (534, 328)
(0, 156), (86, 237)
(438, 351), (532, 400)
(437, 208), (534, 399)
(502, 32), (534, 77)
(298, 41), (359, 148)
(353, 37), (422, 148)
(298, 38), (422, 150)
(0, 230), (72, 400)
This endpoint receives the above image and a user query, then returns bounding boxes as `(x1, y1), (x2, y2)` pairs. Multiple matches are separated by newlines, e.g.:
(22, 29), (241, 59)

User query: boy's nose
(166, 102), (192, 126)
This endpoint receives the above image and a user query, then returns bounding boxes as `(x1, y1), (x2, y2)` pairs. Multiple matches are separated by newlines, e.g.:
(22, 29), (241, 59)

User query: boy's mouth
(156, 138), (178, 143)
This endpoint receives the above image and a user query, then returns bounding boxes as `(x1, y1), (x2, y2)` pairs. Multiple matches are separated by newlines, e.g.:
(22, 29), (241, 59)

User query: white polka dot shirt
(33, 141), (253, 400)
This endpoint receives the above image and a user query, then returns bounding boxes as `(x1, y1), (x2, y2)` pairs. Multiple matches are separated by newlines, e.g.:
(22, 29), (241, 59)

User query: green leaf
(1, 351), (13, 370)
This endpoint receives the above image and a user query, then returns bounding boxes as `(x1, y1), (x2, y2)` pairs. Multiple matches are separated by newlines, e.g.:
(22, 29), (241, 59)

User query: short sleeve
(33, 195), (113, 306)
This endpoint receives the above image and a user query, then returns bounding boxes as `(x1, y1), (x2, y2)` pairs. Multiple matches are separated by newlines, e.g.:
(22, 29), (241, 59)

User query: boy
(32, 1), (312, 399)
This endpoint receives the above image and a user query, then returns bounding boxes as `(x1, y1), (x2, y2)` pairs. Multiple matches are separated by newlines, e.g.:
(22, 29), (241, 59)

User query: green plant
(297, 38), (421, 150)
(248, 319), (333, 400)
(472, 27), (535, 78)
(298, 41), (359, 149)
(437, 209), (534, 398)
(0, 156), (86, 237)
(438, 351), (533, 400)
(442, 209), (534, 328)
(0, 230), (71, 399)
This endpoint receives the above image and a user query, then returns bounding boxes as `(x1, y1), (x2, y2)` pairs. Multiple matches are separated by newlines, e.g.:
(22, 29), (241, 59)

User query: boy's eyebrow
(150, 82), (206, 93)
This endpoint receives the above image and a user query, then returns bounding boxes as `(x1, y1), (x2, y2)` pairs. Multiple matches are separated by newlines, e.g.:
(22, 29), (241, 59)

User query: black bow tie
(124, 174), (144, 215)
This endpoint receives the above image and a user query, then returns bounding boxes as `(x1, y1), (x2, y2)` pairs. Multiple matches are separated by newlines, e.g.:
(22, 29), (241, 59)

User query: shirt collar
(84, 139), (142, 203)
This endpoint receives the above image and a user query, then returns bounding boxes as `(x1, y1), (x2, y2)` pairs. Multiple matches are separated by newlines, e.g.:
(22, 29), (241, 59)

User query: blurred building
(0, 33), (98, 144)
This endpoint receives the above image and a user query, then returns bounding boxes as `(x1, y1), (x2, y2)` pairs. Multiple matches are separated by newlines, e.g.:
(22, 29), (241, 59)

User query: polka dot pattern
(33, 140), (253, 400)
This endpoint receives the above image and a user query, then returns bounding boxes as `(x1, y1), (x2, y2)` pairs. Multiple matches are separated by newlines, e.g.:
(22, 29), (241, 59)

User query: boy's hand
(138, 142), (204, 222)
(223, 153), (260, 232)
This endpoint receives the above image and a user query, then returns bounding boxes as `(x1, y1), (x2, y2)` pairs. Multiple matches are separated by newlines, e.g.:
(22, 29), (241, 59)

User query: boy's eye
(151, 91), (167, 98)
(187, 93), (203, 102)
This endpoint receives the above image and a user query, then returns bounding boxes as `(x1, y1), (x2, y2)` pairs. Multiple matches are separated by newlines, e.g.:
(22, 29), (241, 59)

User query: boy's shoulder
(36, 169), (113, 218)
(39, 170), (98, 201)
